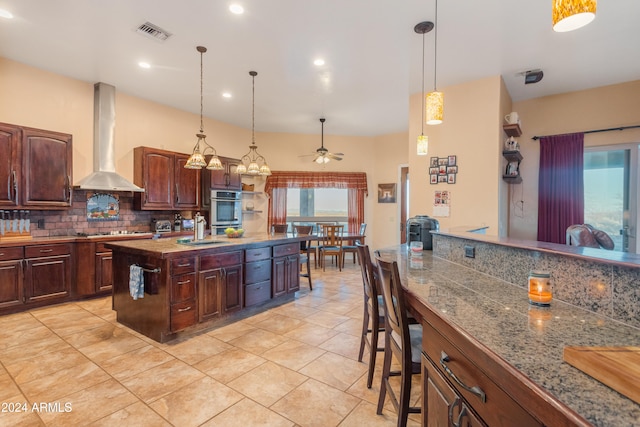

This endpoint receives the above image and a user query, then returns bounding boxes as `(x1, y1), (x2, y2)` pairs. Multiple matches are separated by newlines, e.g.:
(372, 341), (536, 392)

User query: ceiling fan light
(417, 135), (429, 155)
(552, 0), (596, 32)
(426, 91), (443, 125)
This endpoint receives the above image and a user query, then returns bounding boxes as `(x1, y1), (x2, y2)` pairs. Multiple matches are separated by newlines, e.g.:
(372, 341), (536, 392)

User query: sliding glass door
(584, 145), (638, 253)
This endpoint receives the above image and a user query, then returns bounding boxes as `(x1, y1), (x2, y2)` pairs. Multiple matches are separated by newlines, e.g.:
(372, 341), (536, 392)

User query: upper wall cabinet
(0, 122), (72, 209)
(201, 156), (242, 209)
(133, 147), (200, 211)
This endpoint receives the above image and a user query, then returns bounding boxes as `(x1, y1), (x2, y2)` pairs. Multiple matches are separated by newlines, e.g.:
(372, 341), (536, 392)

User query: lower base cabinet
(272, 243), (300, 297)
(199, 251), (243, 322)
(0, 247), (24, 309)
(23, 244), (72, 305)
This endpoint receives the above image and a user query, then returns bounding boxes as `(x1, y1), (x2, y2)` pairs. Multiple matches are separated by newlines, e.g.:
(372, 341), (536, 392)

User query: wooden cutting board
(563, 346), (640, 404)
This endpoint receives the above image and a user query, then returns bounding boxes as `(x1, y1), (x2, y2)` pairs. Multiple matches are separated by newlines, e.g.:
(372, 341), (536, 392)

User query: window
(286, 188), (348, 226)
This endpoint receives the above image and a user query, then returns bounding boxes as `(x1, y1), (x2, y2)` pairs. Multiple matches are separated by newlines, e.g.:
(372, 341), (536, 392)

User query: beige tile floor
(0, 262), (421, 427)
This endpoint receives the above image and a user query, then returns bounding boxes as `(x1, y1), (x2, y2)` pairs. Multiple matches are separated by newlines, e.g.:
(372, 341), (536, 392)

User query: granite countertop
(376, 246), (640, 427)
(434, 229), (640, 268)
(105, 232), (302, 257)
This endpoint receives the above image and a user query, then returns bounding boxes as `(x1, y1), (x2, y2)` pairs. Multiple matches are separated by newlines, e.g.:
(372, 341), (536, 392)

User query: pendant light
(184, 46), (224, 170)
(236, 71), (271, 176)
(552, 0), (596, 32)
(426, 0), (443, 126)
(414, 21), (434, 155)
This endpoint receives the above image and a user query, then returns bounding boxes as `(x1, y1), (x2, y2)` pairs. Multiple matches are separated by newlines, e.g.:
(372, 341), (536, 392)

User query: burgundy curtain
(265, 171), (368, 233)
(537, 133), (584, 243)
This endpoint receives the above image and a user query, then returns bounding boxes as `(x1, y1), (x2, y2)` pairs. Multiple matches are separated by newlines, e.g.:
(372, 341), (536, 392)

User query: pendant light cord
(421, 31), (425, 135)
(199, 47), (204, 134)
(251, 72), (256, 144)
(434, 0), (438, 92)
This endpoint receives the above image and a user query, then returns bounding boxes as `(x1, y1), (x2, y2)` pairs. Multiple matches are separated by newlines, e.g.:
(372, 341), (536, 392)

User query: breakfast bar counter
(376, 245), (640, 427)
(107, 233), (307, 343)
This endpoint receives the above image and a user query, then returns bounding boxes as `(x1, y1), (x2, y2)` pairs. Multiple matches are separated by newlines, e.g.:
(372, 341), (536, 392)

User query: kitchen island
(375, 245), (640, 427)
(107, 233), (307, 343)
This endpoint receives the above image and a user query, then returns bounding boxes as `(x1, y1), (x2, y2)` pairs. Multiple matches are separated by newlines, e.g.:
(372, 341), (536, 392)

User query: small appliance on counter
(155, 220), (172, 233)
(406, 215), (439, 250)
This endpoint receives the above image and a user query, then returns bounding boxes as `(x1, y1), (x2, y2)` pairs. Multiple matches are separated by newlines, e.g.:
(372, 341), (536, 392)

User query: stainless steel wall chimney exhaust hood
(75, 82), (144, 192)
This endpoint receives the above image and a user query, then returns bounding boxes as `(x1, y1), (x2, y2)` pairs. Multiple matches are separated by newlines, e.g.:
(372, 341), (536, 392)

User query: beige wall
(408, 75), (505, 235)
(511, 80), (640, 240)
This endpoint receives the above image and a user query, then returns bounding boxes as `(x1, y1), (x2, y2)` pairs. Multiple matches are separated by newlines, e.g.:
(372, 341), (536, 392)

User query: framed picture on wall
(429, 167), (438, 175)
(377, 183), (397, 203)
(447, 174), (456, 184)
(448, 155), (457, 166)
(430, 157), (438, 167)
(430, 174), (437, 184)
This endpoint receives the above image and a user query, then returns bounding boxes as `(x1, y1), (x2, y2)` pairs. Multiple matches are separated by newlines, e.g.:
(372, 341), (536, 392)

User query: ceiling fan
(300, 118), (344, 164)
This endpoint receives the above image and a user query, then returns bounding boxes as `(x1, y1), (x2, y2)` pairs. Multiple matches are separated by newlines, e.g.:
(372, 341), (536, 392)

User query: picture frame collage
(429, 155), (457, 184)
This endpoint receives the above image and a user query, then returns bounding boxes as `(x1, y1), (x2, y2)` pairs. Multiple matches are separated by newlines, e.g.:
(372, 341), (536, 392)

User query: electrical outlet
(37, 219), (45, 229)
(464, 245), (475, 258)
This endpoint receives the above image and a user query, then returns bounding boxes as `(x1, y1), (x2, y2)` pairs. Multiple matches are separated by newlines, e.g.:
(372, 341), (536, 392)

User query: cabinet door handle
(39, 249), (54, 253)
(144, 181), (148, 203)
(177, 279), (191, 285)
(177, 263), (191, 267)
(0, 253), (4, 256)
(12, 170), (18, 204)
(177, 306), (192, 312)
(440, 351), (486, 403)
(175, 183), (179, 204)
(454, 404), (469, 427)
(66, 175), (71, 202)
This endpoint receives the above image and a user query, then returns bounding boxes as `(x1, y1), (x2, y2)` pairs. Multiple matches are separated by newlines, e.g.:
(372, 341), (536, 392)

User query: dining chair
(310, 222), (335, 268)
(293, 225), (313, 290)
(318, 224), (344, 271)
(271, 223), (289, 234)
(356, 243), (384, 388)
(375, 253), (422, 427)
(342, 223), (367, 265)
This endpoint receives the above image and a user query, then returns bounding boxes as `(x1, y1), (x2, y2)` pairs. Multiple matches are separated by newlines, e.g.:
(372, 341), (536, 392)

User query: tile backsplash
(27, 190), (178, 237)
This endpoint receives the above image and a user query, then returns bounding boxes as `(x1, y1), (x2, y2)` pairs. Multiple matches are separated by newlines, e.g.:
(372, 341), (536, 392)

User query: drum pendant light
(184, 46), (224, 170)
(414, 21), (434, 155)
(426, 0), (443, 125)
(236, 71), (271, 175)
(552, 0), (596, 32)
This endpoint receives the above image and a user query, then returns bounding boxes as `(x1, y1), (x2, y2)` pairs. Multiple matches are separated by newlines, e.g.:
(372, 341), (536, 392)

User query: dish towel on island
(129, 265), (145, 300)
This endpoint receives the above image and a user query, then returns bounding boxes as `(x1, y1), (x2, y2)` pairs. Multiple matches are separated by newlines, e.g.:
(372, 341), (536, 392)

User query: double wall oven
(210, 190), (242, 234)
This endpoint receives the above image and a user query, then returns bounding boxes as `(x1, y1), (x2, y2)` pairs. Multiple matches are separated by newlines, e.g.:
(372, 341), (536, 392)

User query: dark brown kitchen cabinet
(201, 156), (241, 209)
(199, 251), (243, 321)
(134, 147), (200, 211)
(169, 256), (197, 331)
(24, 243), (72, 304)
(244, 247), (271, 307)
(0, 247), (24, 309)
(0, 122), (72, 209)
(95, 244), (113, 293)
(272, 243), (300, 297)
(0, 123), (20, 207)
(423, 353), (485, 427)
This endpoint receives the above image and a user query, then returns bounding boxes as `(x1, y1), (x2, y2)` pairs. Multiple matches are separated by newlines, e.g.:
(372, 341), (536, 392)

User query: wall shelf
(242, 210), (263, 214)
(503, 123), (522, 138)
(502, 150), (523, 184)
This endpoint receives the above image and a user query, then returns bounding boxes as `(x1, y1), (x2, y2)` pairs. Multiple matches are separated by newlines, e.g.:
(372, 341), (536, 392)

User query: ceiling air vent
(136, 22), (172, 42)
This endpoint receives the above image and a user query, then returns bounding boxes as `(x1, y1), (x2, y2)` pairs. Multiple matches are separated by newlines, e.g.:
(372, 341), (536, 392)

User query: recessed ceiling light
(138, 62), (151, 69)
(0, 9), (14, 19)
(313, 58), (325, 66)
(222, 92), (232, 98)
(229, 4), (244, 14)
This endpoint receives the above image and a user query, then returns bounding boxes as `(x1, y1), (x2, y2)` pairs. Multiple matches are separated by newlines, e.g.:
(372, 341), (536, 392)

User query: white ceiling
(1, 0), (638, 137)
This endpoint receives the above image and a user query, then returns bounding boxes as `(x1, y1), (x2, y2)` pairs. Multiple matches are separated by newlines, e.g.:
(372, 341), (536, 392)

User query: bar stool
(293, 225), (313, 290)
(271, 224), (289, 234)
(375, 254), (422, 427)
(343, 223), (367, 265)
(356, 243), (384, 388)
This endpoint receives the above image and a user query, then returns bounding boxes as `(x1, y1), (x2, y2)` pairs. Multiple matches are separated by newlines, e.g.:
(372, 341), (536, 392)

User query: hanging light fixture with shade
(552, 0), (596, 32)
(184, 46), (224, 170)
(414, 21), (434, 155)
(236, 71), (271, 176)
(426, 0), (443, 126)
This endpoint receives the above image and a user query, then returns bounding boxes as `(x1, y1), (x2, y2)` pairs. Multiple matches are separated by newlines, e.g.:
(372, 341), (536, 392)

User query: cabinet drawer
(171, 272), (196, 303)
(170, 299), (197, 331)
(273, 242), (299, 258)
(200, 251), (243, 270)
(245, 247), (271, 262)
(171, 256), (196, 275)
(245, 280), (271, 307)
(25, 243), (71, 258)
(422, 322), (540, 427)
(0, 246), (24, 261)
(245, 259), (271, 284)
